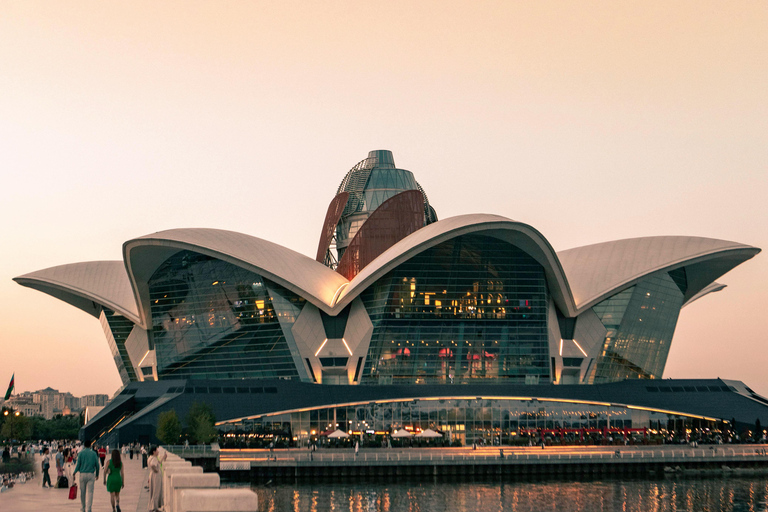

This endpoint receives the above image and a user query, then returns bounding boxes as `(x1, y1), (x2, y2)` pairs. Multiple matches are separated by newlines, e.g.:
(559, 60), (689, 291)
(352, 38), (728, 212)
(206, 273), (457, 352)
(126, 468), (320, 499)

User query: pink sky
(1, 1), (766, 397)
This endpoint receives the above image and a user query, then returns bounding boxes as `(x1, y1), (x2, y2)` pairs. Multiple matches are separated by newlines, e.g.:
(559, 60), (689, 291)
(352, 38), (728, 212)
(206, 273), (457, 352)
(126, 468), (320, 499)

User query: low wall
(161, 448), (258, 512)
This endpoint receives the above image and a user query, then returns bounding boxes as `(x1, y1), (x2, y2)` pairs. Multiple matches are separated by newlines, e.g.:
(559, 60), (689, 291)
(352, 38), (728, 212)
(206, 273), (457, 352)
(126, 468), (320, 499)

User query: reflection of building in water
(267, 479), (768, 512)
(13, 150), (765, 446)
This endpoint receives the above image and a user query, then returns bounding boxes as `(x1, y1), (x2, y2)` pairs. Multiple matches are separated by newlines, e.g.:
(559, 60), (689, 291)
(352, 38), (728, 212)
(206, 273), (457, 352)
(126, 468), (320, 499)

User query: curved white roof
(336, 214), (577, 316)
(123, 228), (349, 326)
(14, 222), (760, 333)
(557, 236), (760, 311)
(13, 261), (140, 324)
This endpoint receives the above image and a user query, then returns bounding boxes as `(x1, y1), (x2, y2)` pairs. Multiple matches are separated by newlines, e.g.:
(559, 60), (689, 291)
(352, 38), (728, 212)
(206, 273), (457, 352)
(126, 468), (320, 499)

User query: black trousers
(42, 468), (52, 487)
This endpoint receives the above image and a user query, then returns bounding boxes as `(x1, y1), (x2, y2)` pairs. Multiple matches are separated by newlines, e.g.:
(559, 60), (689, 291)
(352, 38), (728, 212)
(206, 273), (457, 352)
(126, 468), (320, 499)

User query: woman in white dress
(146, 446), (166, 512)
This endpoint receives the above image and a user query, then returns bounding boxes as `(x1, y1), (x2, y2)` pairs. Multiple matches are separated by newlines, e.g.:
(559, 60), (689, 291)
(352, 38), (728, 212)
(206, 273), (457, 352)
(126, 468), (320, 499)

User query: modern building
(14, 150), (765, 446)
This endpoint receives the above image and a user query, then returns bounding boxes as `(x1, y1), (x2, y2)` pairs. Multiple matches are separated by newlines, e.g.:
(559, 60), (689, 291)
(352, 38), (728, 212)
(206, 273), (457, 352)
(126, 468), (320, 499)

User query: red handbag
(68, 483), (78, 500)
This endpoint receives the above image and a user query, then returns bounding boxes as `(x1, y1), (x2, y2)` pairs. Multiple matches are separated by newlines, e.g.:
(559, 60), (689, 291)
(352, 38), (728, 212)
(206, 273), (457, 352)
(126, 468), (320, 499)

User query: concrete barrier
(177, 488), (258, 512)
(163, 465), (203, 509)
(169, 473), (220, 512)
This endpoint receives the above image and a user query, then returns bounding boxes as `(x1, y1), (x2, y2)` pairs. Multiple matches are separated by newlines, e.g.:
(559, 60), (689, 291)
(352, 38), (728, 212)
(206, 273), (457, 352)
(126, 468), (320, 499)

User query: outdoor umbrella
(415, 428), (443, 438)
(327, 429), (350, 438)
(391, 429), (414, 438)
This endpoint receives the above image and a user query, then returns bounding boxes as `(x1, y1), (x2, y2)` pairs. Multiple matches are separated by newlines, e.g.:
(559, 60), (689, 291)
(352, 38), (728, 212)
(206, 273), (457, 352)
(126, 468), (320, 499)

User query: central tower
(315, 150), (438, 279)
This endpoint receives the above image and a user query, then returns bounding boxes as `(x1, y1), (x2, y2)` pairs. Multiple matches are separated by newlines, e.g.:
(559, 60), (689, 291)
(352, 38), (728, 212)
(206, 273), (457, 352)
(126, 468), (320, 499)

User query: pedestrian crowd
(2, 439), (174, 512)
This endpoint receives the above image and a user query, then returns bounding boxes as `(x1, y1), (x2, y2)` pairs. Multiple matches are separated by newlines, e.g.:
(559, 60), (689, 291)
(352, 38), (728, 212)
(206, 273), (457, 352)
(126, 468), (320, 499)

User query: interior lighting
(559, 339), (563, 356)
(342, 338), (353, 356)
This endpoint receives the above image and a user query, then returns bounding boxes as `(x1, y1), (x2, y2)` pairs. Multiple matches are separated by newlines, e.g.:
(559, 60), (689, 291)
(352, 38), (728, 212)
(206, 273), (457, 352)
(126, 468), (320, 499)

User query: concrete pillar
(169, 473), (220, 512)
(163, 464), (202, 509)
(177, 488), (258, 512)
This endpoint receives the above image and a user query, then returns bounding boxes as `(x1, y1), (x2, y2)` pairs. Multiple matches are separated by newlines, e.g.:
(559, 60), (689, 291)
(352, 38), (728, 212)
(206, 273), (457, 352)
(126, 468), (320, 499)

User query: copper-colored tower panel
(336, 190), (424, 280)
(315, 192), (350, 263)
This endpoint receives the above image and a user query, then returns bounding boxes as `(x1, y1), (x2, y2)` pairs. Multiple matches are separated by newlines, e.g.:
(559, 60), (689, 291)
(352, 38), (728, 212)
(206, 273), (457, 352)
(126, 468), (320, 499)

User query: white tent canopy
(327, 429), (350, 438)
(391, 429), (414, 438)
(415, 428), (443, 438)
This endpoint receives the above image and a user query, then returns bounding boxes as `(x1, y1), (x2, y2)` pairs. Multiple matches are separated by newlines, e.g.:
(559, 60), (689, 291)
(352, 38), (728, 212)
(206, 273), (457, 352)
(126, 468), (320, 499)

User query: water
(241, 478), (768, 512)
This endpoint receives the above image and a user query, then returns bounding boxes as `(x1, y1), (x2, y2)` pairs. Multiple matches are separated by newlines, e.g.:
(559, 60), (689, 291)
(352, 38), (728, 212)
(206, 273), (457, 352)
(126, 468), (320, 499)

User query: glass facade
(588, 271), (685, 383)
(360, 235), (550, 385)
(148, 251), (303, 380)
(221, 397), (717, 448)
(99, 308), (137, 385)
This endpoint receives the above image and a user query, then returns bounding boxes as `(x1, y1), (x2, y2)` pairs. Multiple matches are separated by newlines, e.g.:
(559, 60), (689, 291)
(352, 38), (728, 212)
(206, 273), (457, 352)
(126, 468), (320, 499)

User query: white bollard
(169, 473), (220, 512)
(177, 488), (258, 512)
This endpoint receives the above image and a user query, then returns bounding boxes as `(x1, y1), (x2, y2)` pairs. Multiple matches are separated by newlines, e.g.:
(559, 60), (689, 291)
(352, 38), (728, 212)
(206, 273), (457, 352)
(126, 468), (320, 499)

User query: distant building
(5, 388), (97, 419)
(32, 387), (66, 420)
(6, 395), (41, 417)
(64, 393), (80, 411)
(80, 394), (109, 408)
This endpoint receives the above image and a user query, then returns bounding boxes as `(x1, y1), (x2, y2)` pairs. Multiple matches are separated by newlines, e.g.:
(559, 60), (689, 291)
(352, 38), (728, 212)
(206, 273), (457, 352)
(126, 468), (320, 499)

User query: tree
(1, 413), (32, 442)
(156, 410), (182, 445)
(186, 402), (217, 445)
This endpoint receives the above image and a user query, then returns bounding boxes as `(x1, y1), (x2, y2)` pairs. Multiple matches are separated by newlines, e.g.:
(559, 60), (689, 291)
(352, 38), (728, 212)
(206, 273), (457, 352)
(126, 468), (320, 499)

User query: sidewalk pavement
(1, 453), (149, 512)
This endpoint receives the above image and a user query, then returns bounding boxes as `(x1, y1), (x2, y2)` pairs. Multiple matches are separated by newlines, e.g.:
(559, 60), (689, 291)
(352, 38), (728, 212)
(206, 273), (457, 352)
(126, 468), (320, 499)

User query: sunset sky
(1, 1), (765, 398)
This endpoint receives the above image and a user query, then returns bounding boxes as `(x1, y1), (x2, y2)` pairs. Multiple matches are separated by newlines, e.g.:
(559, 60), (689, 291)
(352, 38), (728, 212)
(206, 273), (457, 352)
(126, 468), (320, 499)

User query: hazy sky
(1, 1), (765, 398)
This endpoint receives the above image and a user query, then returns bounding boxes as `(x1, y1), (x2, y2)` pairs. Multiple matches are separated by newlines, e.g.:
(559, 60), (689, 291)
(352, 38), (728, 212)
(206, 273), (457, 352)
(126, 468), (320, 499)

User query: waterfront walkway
(1, 453), (149, 512)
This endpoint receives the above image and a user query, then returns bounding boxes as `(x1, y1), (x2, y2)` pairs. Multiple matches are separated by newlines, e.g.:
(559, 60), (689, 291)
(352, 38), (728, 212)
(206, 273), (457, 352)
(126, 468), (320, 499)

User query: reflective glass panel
(360, 235), (549, 384)
(589, 272), (684, 383)
(100, 309), (137, 384)
(148, 251), (303, 380)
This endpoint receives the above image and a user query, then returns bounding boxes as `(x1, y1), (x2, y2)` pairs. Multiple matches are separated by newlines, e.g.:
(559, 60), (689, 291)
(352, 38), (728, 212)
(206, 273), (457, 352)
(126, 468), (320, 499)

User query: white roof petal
(337, 214), (577, 316)
(683, 282), (727, 308)
(123, 228), (349, 327)
(557, 236), (760, 311)
(14, 261), (140, 323)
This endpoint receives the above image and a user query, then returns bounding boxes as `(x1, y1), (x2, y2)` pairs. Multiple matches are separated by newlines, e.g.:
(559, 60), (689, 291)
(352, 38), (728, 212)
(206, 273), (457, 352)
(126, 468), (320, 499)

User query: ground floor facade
(84, 377), (768, 448)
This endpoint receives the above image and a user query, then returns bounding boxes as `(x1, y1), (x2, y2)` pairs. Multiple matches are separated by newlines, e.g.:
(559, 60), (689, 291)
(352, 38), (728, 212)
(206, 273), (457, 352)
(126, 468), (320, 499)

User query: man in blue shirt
(73, 440), (100, 512)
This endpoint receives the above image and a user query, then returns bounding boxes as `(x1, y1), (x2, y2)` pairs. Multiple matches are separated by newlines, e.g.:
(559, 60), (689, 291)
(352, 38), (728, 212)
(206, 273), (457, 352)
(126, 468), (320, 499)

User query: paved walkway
(1, 453), (149, 512)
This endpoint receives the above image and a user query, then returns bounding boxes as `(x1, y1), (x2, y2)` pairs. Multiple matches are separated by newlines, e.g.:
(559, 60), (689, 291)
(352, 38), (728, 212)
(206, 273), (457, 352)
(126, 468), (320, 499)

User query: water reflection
(245, 478), (768, 512)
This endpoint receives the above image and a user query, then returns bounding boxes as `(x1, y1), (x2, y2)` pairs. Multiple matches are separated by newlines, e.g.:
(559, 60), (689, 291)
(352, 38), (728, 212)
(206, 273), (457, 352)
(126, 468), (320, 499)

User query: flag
(3, 373), (13, 400)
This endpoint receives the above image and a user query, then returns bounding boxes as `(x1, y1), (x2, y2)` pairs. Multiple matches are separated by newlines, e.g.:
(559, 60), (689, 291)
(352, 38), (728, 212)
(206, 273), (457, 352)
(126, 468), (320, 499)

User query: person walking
(141, 445), (147, 468)
(64, 447), (75, 485)
(98, 445), (107, 467)
(55, 445), (65, 486)
(73, 439), (100, 512)
(103, 449), (124, 512)
(41, 447), (52, 488)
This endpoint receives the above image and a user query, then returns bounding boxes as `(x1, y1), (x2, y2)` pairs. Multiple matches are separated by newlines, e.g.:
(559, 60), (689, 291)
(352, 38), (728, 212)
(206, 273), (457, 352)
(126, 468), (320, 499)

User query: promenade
(1, 453), (149, 512)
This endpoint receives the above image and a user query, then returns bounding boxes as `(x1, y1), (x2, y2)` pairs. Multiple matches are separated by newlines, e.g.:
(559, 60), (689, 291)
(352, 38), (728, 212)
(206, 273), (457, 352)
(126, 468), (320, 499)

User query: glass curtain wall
(99, 308), (137, 385)
(221, 397), (719, 448)
(588, 271), (686, 383)
(360, 235), (549, 385)
(148, 250), (303, 380)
